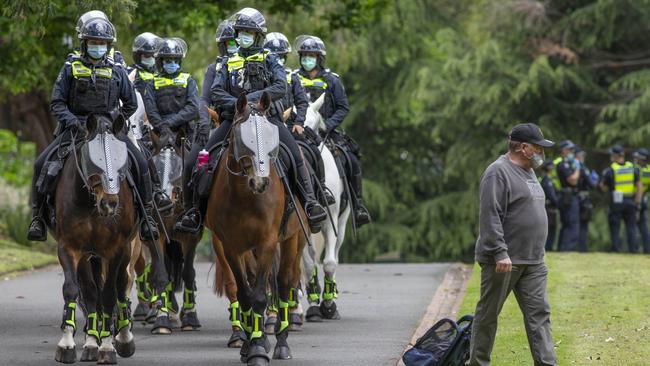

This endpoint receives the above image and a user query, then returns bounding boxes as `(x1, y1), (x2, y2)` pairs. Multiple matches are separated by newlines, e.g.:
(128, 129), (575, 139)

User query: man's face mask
(237, 31), (255, 49)
(567, 152), (575, 161)
(523, 144), (545, 169)
(140, 56), (155, 68)
(227, 40), (239, 54)
(277, 56), (286, 67)
(163, 60), (180, 74)
(87, 44), (108, 59)
(301, 55), (317, 71)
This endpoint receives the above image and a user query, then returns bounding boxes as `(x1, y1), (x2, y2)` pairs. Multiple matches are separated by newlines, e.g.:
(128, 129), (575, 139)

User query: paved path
(0, 262), (448, 366)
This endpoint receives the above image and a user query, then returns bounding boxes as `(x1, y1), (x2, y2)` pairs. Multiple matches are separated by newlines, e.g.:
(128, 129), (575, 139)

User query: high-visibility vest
(549, 157), (563, 189)
(297, 74), (328, 90)
(639, 165), (650, 193)
(71, 60), (113, 79)
(226, 52), (267, 72)
(153, 73), (190, 89)
(138, 69), (154, 81)
(611, 161), (635, 196)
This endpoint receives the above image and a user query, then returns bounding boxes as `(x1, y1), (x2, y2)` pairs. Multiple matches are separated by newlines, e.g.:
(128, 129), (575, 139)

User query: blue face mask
(237, 32), (255, 49)
(227, 43), (239, 55)
(87, 44), (108, 59)
(163, 62), (180, 74)
(140, 56), (155, 68)
(301, 56), (317, 71)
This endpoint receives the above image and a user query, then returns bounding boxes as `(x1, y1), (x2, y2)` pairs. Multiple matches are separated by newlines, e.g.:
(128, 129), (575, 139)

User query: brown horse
(205, 92), (307, 366)
(51, 114), (138, 364)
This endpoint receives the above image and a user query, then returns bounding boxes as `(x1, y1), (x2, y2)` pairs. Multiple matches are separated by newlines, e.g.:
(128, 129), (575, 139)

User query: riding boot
(351, 172), (371, 227)
(27, 191), (47, 241)
(175, 192), (203, 234)
(139, 172), (160, 241)
(296, 159), (327, 233)
(148, 158), (173, 213)
(316, 152), (335, 206)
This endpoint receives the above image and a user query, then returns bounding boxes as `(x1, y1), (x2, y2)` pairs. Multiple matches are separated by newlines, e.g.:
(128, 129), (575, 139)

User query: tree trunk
(0, 90), (55, 153)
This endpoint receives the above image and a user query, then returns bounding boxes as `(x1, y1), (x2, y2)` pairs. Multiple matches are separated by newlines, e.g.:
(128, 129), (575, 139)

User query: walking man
(469, 123), (557, 366)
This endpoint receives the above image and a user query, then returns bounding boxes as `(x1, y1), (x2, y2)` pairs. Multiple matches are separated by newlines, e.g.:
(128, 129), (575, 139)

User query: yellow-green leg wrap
(241, 308), (252, 333)
(229, 301), (242, 329)
(250, 311), (264, 340)
(307, 267), (321, 303)
(117, 300), (131, 332)
(86, 312), (100, 341)
(288, 288), (298, 308)
(323, 278), (338, 301)
(183, 288), (197, 310)
(278, 300), (289, 334)
(100, 312), (111, 339)
(61, 302), (77, 331)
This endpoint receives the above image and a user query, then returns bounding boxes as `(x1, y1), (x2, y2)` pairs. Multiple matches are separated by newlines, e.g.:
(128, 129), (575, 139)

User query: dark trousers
(637, 201), (650, 253)
(609, 200), (639, 253)
(578, 220), (589, 252)
(558, 194), (580, 251)
(544, 207), (557, 251)
(469, 263), (557, 366)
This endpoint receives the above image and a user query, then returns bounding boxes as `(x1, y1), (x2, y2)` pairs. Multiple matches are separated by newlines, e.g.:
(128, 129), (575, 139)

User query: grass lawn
(459, 252), (650, 365)
(0, 239), (57, 276)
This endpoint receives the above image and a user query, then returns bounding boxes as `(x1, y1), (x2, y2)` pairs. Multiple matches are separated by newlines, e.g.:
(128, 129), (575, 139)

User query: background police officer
(556, 140), (580, 251)
(634, 148), (650, 253)
(539, 159), (559, 251)
(599, 145), (642, 253)
(575, 146), (598, 252)
(129, 32), (162, 94)
(202, 19), (238, 125)
(295, 35), (371, 227)
(28, 17), (158, 241)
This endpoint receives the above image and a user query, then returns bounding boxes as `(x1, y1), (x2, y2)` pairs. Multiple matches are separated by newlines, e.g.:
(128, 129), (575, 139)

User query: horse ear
(311, 93), (325, 112)
(259, 91), (271, 113)
(112, 113), (126, 135)
(86, 114), (98, 136)
(236, 93), (248, 115)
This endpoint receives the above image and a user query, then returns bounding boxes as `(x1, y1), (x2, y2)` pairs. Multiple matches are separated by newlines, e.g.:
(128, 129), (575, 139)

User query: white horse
(300, 94), (351, 322)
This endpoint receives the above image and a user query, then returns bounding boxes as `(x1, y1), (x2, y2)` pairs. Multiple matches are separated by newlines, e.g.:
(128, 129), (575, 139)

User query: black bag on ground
(402, 315), (473, 366)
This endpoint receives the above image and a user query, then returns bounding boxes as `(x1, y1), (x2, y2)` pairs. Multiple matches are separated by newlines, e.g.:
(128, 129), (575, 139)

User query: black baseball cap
(636, 148), (649, 160)
(559, 140), (575, 150)
(609, 145), (624, 155)
(509, 123), (554, 147)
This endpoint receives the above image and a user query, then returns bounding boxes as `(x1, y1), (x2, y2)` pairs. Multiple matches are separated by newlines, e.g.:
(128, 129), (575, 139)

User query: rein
(70, 130), (96, 197)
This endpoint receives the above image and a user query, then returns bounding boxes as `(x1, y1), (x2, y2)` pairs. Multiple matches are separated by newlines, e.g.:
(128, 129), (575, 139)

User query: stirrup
(354, 206), (371, 227)
(140, 218), (159, 241)
(27, 217), (47, 241)
(322, 187), (336, 206)
(174, 208), (202, 234)
(155, 191), (174, 212)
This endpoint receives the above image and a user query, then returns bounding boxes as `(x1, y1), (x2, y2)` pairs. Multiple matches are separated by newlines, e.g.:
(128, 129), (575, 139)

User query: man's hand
(292, 125), (305, 135)
(495, 257), (513, 273)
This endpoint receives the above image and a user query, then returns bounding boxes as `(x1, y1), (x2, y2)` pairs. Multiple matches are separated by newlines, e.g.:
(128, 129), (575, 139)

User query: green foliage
(0, 130), (35, 186)
(0, 203), (32, 247)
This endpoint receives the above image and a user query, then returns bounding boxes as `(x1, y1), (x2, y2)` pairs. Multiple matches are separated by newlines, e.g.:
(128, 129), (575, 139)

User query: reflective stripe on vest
(138, 69), (154, 81)
(550, 157), (563, 189)
(640, 165), (650, 192)
(286, 71), (292, 84)
(298, 74), (328, 89)
(71, 61), (113, 79)
(612, 161), (635, 196)
(227, 52), (267, 72)
(154, 73), (190, 89)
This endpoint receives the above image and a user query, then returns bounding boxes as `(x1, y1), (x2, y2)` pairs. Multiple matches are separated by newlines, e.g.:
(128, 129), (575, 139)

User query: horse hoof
(272, 345), (292, 360)
(246, 345), (270, 366)
(114, 339), (135, 358)
(247, 356), (269, 366)
(181, 311), (201, 331)
(80, 346), (98, 362)
(305, 306), (323, 322)
(264, 316), (277, 335)
(55, 346), (77, 364)
(288, 313), (303, 331)
(151, 315), (173, 335)
(320, 301), (339, 320)
(228, 329), (247, 348)
(169, 312), (182, 329)
(97, 350), (117, 365)
(132, 302), (149, 322)
(144, 307), (157, 324)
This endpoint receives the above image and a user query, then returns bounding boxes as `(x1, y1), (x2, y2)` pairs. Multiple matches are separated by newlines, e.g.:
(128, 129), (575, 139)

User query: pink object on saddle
(197, 149), (209, 169)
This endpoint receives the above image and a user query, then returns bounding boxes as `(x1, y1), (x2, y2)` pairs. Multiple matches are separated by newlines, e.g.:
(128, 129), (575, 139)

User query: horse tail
(214, 253), (225, 297)
(165, 239), (184, 293)
(269, 247), (281, 308)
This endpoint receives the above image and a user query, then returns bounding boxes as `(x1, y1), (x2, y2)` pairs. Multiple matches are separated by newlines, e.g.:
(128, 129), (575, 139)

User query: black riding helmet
(295, 35), (327, 66)
(155, 37), (187, 71)
(78, 17), (116, 57)
(75, 10), (109, 35)
(215, 19), (236, 56)
(231, 7), (267, 48)
(132, 32), (162, 69)
(264, 32), (291, 55)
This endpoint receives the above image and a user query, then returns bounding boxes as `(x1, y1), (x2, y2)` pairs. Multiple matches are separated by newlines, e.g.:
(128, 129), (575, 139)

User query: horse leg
(97, 251), (124, 365)
(115, 249), (136, 358)
(303, 239), (323, 322)
(149, 236), (173, 334)
(55, 246), (81, 364)
(132, 239), (152, 322)
(273, 234), (302, 360)
(180, 240), (201, 331)
(212, 234), (246, 348)
(320, 219), (340, 320)
(77, 256), (100, 362)
(264, 251), (279, 336)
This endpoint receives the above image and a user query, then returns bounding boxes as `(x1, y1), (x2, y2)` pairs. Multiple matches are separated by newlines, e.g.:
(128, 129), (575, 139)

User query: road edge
(396, 262), (473, 366)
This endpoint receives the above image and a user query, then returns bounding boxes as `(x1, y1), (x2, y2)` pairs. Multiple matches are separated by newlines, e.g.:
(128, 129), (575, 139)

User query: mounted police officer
(634, 148), (650, 253)
(143, 37), (204, 226)
(294, 35), (371, 227)
(539, 160), (559, 251)
(202, 19), (238, 125)
(599, 145), (642, 253)
(27, 17), (159, 241)
(264, 32), (335, 206)
(129, 32), (162, 94)
(555, 140), (580, 251)
(575, 146), (598, 252)
(175, 8), (327, 233)
(68, 10), (126, 67)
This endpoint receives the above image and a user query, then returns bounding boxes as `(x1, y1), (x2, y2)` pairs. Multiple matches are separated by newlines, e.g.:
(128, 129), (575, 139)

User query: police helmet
(295, 35), (326, 56)
(636, 148), (650, 160)
(264, 32), (291, 55)
(156, 38), (187, 59)
(609, 144), (624, 155)
(75, 10), (108, 34)
(215, 19), (236, 43)
(231, 8), (267, 34)
(79, 17), (116, 42)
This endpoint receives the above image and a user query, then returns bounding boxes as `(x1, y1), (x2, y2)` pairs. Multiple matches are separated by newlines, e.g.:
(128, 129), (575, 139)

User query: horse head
(81, 113), (129, 216)
(231, 91), (278, 194)
(304, 93), (326, 133)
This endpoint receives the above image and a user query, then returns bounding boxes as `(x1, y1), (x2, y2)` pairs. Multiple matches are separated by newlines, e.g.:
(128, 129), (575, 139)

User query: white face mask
(277, 57), (286, 67)
(140, 56), (155, 68)
(237, 31), (255, 49)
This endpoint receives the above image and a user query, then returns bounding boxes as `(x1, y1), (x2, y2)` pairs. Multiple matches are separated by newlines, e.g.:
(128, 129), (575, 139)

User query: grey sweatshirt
(475, 155), (547, 264)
